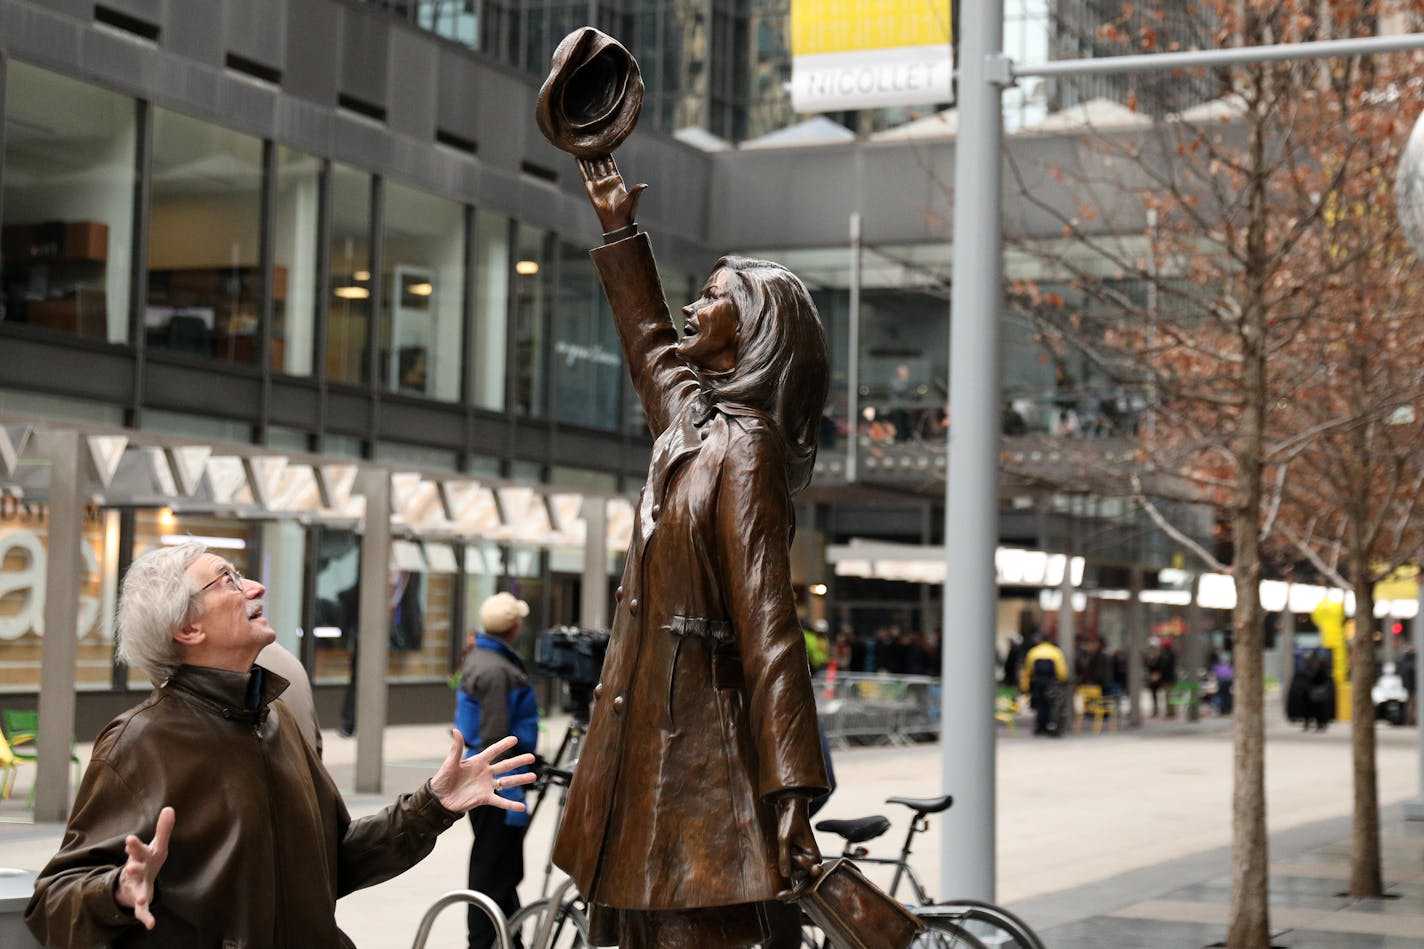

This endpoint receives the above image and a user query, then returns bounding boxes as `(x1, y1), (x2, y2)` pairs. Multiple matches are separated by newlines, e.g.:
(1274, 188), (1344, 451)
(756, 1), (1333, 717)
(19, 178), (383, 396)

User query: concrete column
(355, 467), (392, 794)
(939, 0), (1004, 902)
(1279, 588), (1296, 714)
(1185, 572), (1203, 722)
(579, 498), (607, 630)
(261, 520), (305, 654)
(35, 431), (83, 822)
(1059, 554), (1076, 671)
(1127, 567), (1145, 728)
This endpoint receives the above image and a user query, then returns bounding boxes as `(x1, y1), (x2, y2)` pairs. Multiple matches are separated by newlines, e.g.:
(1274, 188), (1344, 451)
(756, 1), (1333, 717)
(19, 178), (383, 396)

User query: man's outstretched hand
(429, 731), (538, 813)
(578, 155), (647, 234)
(115, 806), (173, 929)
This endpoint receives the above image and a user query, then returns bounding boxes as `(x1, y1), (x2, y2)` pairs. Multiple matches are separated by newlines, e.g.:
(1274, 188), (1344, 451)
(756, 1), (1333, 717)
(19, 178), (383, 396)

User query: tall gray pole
(846, 212), (862, 483)
(580, 498), (608, 630)
(35, 430), (83, 822)
(940, 0), (1005, 901)
(356, 467), (392, 793)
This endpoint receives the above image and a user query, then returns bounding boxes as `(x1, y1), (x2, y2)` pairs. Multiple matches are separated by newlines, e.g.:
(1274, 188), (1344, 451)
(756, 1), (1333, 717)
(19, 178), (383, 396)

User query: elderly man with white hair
(25, 541), (535, 948)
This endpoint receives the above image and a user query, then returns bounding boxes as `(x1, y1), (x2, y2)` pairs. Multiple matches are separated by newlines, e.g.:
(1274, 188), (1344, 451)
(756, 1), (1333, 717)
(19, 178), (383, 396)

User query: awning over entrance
(0, 416), (635, 550)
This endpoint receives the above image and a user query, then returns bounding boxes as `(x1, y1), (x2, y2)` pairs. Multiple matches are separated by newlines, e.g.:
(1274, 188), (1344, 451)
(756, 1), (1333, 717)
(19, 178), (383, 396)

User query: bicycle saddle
(814, 815), (890, 843)
(886, 794), (954, 815)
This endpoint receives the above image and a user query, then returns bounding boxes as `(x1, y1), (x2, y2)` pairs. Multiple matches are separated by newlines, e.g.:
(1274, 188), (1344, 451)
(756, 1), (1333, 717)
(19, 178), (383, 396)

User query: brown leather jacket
(552, 234), (827, 928)
(25, 665), (460, 948)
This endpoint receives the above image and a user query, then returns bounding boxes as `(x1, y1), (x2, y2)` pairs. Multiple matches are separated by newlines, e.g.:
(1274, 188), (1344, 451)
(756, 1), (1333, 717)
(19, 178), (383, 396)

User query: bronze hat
(536, 28), (643, 158)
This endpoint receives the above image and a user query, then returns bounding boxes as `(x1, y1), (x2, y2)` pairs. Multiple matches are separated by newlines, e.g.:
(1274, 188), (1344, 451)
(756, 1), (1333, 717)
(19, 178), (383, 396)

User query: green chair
(0, 727), (27, 800)
(2, 708), (81, 808)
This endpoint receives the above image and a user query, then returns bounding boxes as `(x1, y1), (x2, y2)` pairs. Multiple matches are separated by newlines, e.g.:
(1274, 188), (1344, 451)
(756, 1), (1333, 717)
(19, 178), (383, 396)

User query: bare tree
(1003, 1), (1424, 941)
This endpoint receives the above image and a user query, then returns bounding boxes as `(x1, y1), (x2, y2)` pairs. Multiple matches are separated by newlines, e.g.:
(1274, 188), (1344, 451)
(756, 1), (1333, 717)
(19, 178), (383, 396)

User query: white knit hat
(480, 592), (530, 633)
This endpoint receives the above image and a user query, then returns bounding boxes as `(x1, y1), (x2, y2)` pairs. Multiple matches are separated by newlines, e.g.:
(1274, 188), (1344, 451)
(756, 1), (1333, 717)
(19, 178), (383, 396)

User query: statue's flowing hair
(700, 255), (829, 494)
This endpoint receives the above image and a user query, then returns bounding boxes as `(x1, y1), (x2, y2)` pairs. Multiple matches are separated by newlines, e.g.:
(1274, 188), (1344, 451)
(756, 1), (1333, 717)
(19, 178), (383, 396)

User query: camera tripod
(530, 683), (593, 898)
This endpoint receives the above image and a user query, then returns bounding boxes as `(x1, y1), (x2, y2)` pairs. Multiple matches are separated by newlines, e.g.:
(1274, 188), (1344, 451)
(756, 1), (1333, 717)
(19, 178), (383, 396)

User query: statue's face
(679, 268), (739, 373)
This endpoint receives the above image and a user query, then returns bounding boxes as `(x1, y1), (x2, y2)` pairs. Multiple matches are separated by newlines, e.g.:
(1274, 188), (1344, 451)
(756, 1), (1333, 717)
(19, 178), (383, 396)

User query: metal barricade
(813, 673), (941, 747)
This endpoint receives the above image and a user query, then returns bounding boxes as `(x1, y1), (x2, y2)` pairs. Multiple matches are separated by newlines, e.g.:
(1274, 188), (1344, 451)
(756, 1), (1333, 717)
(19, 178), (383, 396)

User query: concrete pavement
(2, 700), (1422, 946)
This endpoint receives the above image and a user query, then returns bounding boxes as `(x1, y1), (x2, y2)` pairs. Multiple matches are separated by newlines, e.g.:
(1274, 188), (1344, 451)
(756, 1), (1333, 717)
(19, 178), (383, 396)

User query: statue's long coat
(552, 234), (828, 918)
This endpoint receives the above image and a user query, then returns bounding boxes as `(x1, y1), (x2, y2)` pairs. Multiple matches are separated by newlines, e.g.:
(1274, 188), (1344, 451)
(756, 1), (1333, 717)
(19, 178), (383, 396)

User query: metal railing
(813, 672), (941, 746)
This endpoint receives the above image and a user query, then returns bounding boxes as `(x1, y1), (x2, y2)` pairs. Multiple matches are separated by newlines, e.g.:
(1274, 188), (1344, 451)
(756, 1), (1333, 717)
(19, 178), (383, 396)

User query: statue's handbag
(790, 858), (926, 949)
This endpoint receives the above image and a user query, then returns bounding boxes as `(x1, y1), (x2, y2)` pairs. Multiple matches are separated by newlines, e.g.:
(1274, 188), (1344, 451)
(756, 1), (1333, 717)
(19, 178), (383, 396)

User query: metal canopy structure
(0, 414), (633, 816)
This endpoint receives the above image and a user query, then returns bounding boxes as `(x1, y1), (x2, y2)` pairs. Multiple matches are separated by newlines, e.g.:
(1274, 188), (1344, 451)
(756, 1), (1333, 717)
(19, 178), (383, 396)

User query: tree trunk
(1227, 51), (1271, 949)
(1348, 526), (1383, 896)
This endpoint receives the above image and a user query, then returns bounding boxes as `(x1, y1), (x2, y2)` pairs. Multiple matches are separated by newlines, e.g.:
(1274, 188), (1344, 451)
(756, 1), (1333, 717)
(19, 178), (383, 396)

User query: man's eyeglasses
(198, 566), (245, 594)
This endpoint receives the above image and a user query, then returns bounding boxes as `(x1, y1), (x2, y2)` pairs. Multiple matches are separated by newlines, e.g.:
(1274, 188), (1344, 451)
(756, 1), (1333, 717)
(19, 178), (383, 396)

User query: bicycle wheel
(917, 901), (1046, 949)
(506, 897), (591, 948)
(910, 916), (990, 949)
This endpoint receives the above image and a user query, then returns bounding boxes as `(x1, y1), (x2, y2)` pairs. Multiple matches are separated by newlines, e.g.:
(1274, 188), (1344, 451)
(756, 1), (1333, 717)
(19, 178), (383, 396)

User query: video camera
(535, 627), (610, 722)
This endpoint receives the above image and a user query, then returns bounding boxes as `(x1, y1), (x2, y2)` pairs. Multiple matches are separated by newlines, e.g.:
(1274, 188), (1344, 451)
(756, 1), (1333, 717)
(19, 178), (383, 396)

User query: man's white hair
(116, 541), (207, 684)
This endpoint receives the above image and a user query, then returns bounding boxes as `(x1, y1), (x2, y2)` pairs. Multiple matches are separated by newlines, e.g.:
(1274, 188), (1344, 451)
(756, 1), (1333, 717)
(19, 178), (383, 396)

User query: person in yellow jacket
(1020, 635), (1069, 736)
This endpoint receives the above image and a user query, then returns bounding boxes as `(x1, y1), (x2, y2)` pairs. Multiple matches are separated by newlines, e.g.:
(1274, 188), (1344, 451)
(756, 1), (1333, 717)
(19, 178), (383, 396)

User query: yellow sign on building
(790, 0), (954, 112)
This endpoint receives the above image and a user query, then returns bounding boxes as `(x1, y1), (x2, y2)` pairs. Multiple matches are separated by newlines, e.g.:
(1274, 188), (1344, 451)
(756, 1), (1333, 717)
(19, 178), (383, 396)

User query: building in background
(0, 0), (1214, 740)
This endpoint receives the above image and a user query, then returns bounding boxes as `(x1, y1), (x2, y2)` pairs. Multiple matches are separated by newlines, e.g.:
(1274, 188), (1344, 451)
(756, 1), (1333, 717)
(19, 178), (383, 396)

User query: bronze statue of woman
(539, 30), (832, 949)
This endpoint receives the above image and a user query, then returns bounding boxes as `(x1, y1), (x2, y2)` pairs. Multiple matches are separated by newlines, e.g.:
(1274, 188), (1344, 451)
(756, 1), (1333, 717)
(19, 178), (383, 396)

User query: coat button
(594, 682), (605, 700)
(615, 586), (624, 602)
(629, 597), (639, 615)
(699, 427), (709, 440)
(651, 503), (661, 520)
(612, 696), (625, 713)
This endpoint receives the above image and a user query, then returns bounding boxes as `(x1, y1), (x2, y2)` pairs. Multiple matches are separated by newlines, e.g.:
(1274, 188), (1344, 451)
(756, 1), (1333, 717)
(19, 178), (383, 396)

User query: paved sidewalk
(2, 703), (1422, 947)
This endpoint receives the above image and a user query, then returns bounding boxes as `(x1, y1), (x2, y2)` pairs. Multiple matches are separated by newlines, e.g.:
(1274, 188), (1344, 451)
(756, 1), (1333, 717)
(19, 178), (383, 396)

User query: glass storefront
(0, 504), (115, 690)
(273, 146), (321, 377)
(512, 224), (553, 417)
(554, 241), (621, 430)
(2, 63), (136, 344)
(327, 164), (374, 386)
(380, 181), (465, 402)
(472, 210), (510, 411)
(146, 109), (265, 364)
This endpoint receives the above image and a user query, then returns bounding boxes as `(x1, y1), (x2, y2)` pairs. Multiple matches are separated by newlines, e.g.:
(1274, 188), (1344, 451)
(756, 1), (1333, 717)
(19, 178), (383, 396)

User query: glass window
(472, 210), (510, 411)
(309, 529), (456, 689)
(0, 506), (116, 691)
(145, 109), (264, 364)
(326, 164), (372, 386)
(2, 62), (136, 344)
(512, 225), (553, 417)
(273, 146), (321, 376)
(380, 181), (464, 402)
(554, 241), (621, 430)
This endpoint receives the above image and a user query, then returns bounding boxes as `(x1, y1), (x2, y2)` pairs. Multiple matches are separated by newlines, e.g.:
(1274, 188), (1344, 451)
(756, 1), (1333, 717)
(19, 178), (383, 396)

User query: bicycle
(807, 793), (1047, 949)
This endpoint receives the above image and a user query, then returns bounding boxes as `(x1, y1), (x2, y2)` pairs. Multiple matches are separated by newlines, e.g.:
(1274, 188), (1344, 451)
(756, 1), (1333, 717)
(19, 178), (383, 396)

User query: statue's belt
(666, 614), (733, 645)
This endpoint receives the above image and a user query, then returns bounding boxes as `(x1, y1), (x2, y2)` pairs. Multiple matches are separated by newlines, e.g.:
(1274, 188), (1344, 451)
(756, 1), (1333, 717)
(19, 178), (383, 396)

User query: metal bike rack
(410, 889), (512, 949)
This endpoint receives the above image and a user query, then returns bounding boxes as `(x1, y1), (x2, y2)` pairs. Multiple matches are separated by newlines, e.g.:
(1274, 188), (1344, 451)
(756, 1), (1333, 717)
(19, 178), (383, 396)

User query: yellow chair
(1074, 685), (1119, 734)
(995, 686), (1022, 731)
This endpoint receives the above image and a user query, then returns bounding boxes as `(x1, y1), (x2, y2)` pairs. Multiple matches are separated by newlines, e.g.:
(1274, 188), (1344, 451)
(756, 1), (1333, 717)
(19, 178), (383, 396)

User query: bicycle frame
(836, 811), (937, 905)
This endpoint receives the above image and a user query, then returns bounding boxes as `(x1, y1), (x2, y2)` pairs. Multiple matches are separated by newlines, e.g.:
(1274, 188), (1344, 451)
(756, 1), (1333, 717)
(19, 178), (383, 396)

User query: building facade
(0, 0), (1203, 746)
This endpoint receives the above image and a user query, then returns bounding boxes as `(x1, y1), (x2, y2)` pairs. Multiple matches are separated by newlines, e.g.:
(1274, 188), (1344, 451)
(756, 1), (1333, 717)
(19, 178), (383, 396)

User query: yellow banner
(792, 0), (953, 56)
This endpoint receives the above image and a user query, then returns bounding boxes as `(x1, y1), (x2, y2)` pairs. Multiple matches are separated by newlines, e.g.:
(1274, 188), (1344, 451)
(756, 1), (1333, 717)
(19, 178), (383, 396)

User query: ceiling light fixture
(515, 260), (540, 275)
(333, 286), (370, 300)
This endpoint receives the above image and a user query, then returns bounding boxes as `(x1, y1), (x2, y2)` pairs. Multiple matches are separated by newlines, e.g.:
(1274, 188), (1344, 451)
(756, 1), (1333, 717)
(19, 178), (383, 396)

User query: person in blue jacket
(456, 592), (540, 949)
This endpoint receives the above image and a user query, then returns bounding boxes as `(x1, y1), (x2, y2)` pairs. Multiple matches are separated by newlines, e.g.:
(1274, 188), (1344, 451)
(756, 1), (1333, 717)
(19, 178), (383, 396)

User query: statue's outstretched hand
(116, 806), (174, 930)
(578, 155), (647, 234)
